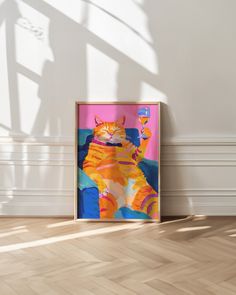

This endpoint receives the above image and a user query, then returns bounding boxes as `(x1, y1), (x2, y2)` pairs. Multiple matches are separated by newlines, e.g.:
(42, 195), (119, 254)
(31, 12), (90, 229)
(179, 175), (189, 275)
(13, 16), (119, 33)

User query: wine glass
(138, 107), (150, 139)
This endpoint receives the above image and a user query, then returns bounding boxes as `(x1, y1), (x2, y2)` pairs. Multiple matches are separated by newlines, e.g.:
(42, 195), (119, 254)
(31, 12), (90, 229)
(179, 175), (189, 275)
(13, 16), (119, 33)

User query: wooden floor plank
(0, 216), (235, 294)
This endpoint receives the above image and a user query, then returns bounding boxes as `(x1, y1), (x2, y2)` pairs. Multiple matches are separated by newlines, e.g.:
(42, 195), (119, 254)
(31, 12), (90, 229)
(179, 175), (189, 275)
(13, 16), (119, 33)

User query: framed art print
(75, 102), (161, 221)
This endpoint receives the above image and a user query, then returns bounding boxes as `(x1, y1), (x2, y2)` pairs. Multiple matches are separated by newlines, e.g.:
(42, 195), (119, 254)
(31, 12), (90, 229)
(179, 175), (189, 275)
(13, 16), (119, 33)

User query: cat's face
(94, 115), (126, 144)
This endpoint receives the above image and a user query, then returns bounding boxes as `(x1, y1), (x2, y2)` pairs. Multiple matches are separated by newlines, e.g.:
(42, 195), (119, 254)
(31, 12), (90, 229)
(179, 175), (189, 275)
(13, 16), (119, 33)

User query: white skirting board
(0, 136), (236, 216)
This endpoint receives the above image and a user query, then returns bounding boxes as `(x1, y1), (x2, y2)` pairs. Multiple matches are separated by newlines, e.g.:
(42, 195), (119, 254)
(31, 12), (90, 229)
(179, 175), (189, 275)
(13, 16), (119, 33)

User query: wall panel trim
(1, 135), (236, 216)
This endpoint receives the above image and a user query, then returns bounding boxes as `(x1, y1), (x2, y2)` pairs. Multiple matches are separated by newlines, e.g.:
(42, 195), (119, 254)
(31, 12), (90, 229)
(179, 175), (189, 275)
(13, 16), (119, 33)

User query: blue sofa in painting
(77, 128), (158, 219)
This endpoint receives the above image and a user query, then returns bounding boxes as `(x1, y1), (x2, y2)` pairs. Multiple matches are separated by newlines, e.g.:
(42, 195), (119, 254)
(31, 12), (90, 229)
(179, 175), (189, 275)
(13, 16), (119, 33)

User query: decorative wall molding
(161, 160), (236, 167)
(163, 137), (236, 146)
(2, 135), (236, 146)
(0, 188), (235, 216)
(1, 135), (236, 216)
(1, 136), (236, 165)
(1, 188), (236, 198)
(0, 160), (74, 166)
(162, 189), (236, 197)
(0, 188), (74, 216)
(0, 135), (74, 146)
(0, 188), (73, 197)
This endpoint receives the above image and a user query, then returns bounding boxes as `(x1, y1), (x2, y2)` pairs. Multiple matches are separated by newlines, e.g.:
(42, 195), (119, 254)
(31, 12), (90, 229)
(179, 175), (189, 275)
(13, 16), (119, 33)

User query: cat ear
(95, 115), (104, 126)
(116, 116), (126, 126)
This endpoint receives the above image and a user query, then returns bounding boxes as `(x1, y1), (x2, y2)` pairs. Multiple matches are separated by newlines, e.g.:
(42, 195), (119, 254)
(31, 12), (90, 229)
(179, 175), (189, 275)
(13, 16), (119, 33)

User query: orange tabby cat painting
(75, 102), (160, 221)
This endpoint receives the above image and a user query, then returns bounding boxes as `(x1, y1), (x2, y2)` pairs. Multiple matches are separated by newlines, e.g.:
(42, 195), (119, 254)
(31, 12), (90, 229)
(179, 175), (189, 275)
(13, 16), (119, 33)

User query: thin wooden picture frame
(74, 102), (161, 222)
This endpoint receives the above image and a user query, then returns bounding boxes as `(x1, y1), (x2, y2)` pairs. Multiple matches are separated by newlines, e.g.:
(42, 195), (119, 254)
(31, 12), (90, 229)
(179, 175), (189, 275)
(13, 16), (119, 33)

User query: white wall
(1, 0), (236, 216)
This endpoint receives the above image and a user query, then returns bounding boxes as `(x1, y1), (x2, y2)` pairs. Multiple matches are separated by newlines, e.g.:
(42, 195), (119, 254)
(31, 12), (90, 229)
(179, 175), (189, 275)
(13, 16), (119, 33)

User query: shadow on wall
(0, 0), (22, 134)
(2, 0), (177, 137)
(3, 0), (236, 141)
(1, 0), (189, 215)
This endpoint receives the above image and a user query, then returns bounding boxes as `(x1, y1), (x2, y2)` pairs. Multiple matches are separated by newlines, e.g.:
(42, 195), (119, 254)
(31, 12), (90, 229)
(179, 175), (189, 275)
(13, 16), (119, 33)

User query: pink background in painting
(77, 104), (159, 161)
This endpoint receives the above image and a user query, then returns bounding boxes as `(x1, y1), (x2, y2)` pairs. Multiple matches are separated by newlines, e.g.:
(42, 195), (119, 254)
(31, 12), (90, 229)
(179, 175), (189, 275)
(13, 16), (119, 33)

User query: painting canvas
(75, 102), (160, 221)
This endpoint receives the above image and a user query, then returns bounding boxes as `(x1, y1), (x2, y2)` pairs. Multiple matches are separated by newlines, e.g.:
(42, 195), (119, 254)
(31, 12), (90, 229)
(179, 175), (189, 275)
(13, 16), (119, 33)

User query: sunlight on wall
(1, 0), (162, 138)
(43, 0), (157, 74)
(43, 0), (88, 24)
(18, 73), (40, 133)
(95, 0), (149, 43)
(87, 44), (118, 99)
(141, 81), (167, 103)
(87, 0), (158, 74)
(16, 0), (52, 75)
(0, 21), (11, 135)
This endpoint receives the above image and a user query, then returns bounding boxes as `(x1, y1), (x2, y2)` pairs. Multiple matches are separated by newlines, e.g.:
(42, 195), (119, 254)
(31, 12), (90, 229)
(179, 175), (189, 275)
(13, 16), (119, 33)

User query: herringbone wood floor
(0, 217), (235, 295)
